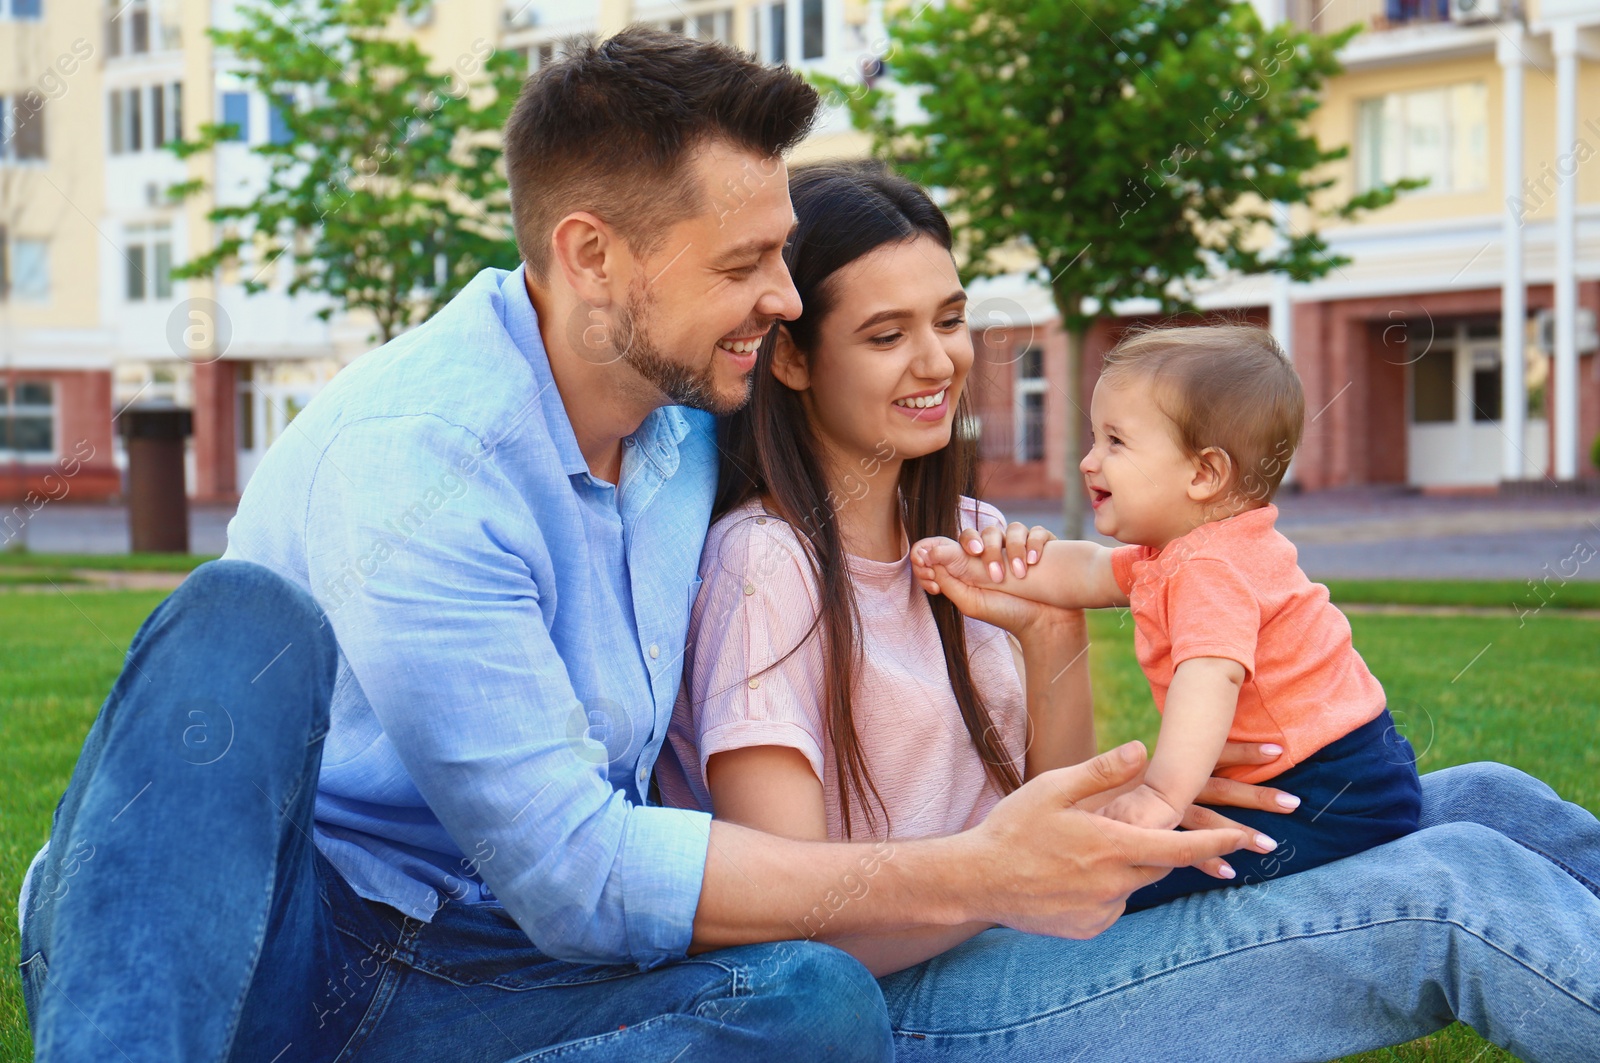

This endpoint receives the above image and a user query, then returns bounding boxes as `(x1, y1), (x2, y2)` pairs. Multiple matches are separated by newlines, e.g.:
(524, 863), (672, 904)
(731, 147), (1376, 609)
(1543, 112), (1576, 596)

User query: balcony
(1288, 0), (1454, 37)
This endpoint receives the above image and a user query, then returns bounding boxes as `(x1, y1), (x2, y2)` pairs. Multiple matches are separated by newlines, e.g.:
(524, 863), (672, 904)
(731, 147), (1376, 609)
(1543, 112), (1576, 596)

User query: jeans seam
(329, 952), (408, 1063)
(495, 1009), (691, 1061)
(211, 842), (287, 1063)
(1511, 838), (1600, 900)
(889, 916), (1600, 1040)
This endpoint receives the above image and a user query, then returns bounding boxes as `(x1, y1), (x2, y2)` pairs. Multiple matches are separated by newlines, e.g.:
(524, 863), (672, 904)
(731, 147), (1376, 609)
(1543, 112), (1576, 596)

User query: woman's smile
(891, 385), (950, 421)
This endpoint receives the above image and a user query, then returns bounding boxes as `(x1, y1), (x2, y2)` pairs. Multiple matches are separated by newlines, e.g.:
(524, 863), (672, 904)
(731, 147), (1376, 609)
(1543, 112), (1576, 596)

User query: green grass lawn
(1322, 578), (1600, 612)
(2, 583), (1596, 1061)
(0, 551), (216, 574)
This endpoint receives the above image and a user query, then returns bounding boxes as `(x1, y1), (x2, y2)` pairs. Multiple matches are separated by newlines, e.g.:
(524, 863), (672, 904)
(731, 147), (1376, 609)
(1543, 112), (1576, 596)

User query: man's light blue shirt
(222, 266), (716, 968)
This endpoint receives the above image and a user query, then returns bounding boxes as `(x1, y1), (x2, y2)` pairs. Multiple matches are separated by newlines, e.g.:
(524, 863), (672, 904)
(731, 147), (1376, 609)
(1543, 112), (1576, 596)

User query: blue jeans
(1127, 707), (1423, 910)
(18, 561), (893, 1063)
(879, 759), (1600, 1061)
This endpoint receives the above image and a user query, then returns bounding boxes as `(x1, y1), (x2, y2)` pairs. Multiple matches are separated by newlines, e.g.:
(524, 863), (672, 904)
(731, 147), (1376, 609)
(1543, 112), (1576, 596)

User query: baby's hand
(911, 536), (976, 596)
(1099, 784), (1185, 831)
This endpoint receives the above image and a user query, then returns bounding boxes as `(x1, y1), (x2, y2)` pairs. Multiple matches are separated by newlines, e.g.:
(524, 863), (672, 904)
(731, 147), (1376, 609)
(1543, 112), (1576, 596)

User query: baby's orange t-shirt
(1109, 504), (1385, 785)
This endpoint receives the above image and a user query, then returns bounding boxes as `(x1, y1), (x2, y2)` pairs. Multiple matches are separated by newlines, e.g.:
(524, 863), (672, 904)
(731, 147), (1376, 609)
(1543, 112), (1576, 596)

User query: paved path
(1000, 487), (1600, 583)
(10, 488), (1600, 583)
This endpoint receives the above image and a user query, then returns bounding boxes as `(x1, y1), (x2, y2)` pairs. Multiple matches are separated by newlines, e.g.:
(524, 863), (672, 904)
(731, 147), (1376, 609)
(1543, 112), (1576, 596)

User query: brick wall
(0, 369), (120, 503)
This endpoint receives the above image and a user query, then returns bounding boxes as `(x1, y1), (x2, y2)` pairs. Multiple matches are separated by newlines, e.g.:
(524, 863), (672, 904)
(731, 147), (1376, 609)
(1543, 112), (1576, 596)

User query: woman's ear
(1187, 446), (1235, 508)
(768, 326), (810, 392)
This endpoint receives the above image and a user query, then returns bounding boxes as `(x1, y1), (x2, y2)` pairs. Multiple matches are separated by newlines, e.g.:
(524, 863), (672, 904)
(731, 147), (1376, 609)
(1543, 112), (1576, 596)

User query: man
(18, 28), (1251, 1062)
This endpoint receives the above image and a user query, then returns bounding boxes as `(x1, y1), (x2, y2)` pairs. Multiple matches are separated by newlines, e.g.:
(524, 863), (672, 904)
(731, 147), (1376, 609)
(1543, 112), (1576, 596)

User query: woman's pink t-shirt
(656, 496), (1027, 840)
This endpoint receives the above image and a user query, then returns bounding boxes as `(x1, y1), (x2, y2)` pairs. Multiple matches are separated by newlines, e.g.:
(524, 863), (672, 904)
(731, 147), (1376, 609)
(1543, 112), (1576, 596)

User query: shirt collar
(500, 265), (591, 479)
(500, 264), (694, 484)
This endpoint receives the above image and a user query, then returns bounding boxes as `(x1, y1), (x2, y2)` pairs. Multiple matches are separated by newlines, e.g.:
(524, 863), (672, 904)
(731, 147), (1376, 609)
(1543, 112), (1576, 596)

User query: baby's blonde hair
(1099, 323), (1305, 505)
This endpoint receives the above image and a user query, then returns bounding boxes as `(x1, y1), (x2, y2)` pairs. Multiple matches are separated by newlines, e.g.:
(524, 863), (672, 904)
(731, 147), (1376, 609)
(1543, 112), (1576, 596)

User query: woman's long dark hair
(714, 159), (1023, 838)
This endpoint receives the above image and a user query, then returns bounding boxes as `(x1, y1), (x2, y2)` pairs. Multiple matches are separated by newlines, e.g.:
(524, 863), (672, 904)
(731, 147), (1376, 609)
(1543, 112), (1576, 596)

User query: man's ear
(768, 326), (810, 392)
(549, 210), (623, 308)
(1187, 446), (1234, 507)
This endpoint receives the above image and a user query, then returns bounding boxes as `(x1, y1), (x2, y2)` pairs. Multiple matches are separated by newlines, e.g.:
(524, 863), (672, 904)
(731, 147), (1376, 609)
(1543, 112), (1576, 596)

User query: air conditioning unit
(505, 4), (539, 29)
(1449, 0), (1504, 24)
(1535, 308), (1600, 354)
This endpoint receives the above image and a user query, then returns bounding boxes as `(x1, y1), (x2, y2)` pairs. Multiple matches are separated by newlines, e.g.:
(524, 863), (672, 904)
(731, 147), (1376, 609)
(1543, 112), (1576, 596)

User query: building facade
(1, 0), (1596, 519)
(972, 0), (1600, 500)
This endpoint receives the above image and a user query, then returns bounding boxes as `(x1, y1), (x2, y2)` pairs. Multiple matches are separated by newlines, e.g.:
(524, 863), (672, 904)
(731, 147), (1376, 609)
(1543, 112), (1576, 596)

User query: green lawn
(0, 551), (216, 574)
(1322, 578), (1600, 613)
(3, 584), (1597, 1061)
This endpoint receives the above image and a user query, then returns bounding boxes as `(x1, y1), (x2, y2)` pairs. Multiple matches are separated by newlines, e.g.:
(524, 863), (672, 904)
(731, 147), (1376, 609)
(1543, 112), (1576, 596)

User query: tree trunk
(1060, 324), (1088, 540)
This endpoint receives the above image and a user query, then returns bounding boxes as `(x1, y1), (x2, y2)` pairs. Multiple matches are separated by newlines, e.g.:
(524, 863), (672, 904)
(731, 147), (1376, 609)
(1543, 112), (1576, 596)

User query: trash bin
(118, 406), (192, 554)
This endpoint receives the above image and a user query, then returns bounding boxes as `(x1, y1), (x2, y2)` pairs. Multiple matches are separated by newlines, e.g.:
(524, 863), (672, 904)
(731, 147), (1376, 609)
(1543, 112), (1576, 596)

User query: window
(770, 2), (786, 62)
(1, 95), (46, 161)
(800, 0), (823, 59)
(1014, 346), (1047, 462)
(1, 381), (55, 459)
(128, 87), (142, 150)
(236, 362), (255, 450)
(692, 9), (732, 42)
(125, 243), (146, 300)
(1410, 347), (1454, 424)
(6, 0), (43, 18)
(11, 239), (47, 301)
(1356, 82), (1488, 195)
(153, 240), (172, 298)
(109, 90), (124, 153)
(268, 95), (293, 144)
(221, 91), (250, 142)
(125, 224), (174, 301)
(105, 0), (150, 56)
(110, 84), (179, 154)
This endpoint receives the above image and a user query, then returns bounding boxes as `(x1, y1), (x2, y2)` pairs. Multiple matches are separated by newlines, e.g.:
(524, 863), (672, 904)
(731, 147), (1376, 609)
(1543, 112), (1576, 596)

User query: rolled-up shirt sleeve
(305, 414), (710, 968)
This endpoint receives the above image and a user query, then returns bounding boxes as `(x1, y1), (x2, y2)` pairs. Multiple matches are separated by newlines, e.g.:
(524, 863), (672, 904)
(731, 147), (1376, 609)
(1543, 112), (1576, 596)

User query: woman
(657, 159), (1281, 972)
(659, 160), (1600, 1059)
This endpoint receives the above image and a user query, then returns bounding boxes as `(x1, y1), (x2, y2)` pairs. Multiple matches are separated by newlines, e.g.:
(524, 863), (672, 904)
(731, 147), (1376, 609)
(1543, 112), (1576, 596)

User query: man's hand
(954, 742), (1256, 938)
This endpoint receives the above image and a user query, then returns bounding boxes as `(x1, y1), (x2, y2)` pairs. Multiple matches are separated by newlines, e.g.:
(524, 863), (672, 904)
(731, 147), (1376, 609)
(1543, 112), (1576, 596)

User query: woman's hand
(913, 522), (1062, 638)
(1072, 741), (1296, 879)
(1186, 741), (1303, 823)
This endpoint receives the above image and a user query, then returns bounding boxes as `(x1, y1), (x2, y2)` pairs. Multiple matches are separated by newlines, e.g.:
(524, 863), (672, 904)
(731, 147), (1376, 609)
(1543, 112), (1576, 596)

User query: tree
(170, 0), (524, 343)
(821, 0), (1415, 536)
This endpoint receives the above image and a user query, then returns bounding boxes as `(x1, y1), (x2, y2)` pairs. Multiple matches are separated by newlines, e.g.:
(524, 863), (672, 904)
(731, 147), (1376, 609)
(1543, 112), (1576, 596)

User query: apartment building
(0, 0), (878, 507)
(1, 0), (1595, 509)
(973, 0), (1600, 498)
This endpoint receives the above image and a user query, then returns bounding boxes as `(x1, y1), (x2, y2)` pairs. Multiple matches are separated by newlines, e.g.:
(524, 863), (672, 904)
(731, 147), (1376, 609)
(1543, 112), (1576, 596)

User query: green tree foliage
(171, 0), (524, 342)
(820, 0), (1417, 532)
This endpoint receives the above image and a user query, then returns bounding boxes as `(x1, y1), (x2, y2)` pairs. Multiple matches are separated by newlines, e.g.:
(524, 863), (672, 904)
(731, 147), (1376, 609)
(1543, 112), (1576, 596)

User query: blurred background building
(0, 0), (1596, 507)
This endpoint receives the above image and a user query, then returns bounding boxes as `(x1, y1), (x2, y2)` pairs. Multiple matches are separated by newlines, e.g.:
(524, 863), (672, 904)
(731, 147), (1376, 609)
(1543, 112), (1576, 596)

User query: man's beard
(614, 287), (752, 417)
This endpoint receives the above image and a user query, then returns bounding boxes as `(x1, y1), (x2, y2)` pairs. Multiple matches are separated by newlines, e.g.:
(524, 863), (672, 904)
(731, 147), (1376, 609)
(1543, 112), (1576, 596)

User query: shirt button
(755, 517), (767, 525)
(649, 644), (660, 659)
(743, 583), (755, 595)
(748, 678), (761, 689)
(624, 438), (635, 447)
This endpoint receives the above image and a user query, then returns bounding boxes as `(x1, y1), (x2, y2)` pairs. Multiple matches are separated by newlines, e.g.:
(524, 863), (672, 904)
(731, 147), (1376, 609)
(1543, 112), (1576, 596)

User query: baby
(913, 324), (1421, 908)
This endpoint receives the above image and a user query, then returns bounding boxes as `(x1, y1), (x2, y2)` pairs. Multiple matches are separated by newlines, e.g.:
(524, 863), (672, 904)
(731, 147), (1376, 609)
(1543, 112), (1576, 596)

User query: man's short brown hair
(504, 25), (819, 281)
(1100, 323), (1305, 504)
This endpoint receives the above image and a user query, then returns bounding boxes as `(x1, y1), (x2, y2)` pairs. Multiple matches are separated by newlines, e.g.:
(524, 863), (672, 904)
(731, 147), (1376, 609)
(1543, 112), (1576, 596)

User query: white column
(1499, 25), (1527, 481)
(1262, 1), (1297, 485)
(1552, 23), (1580, 480)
